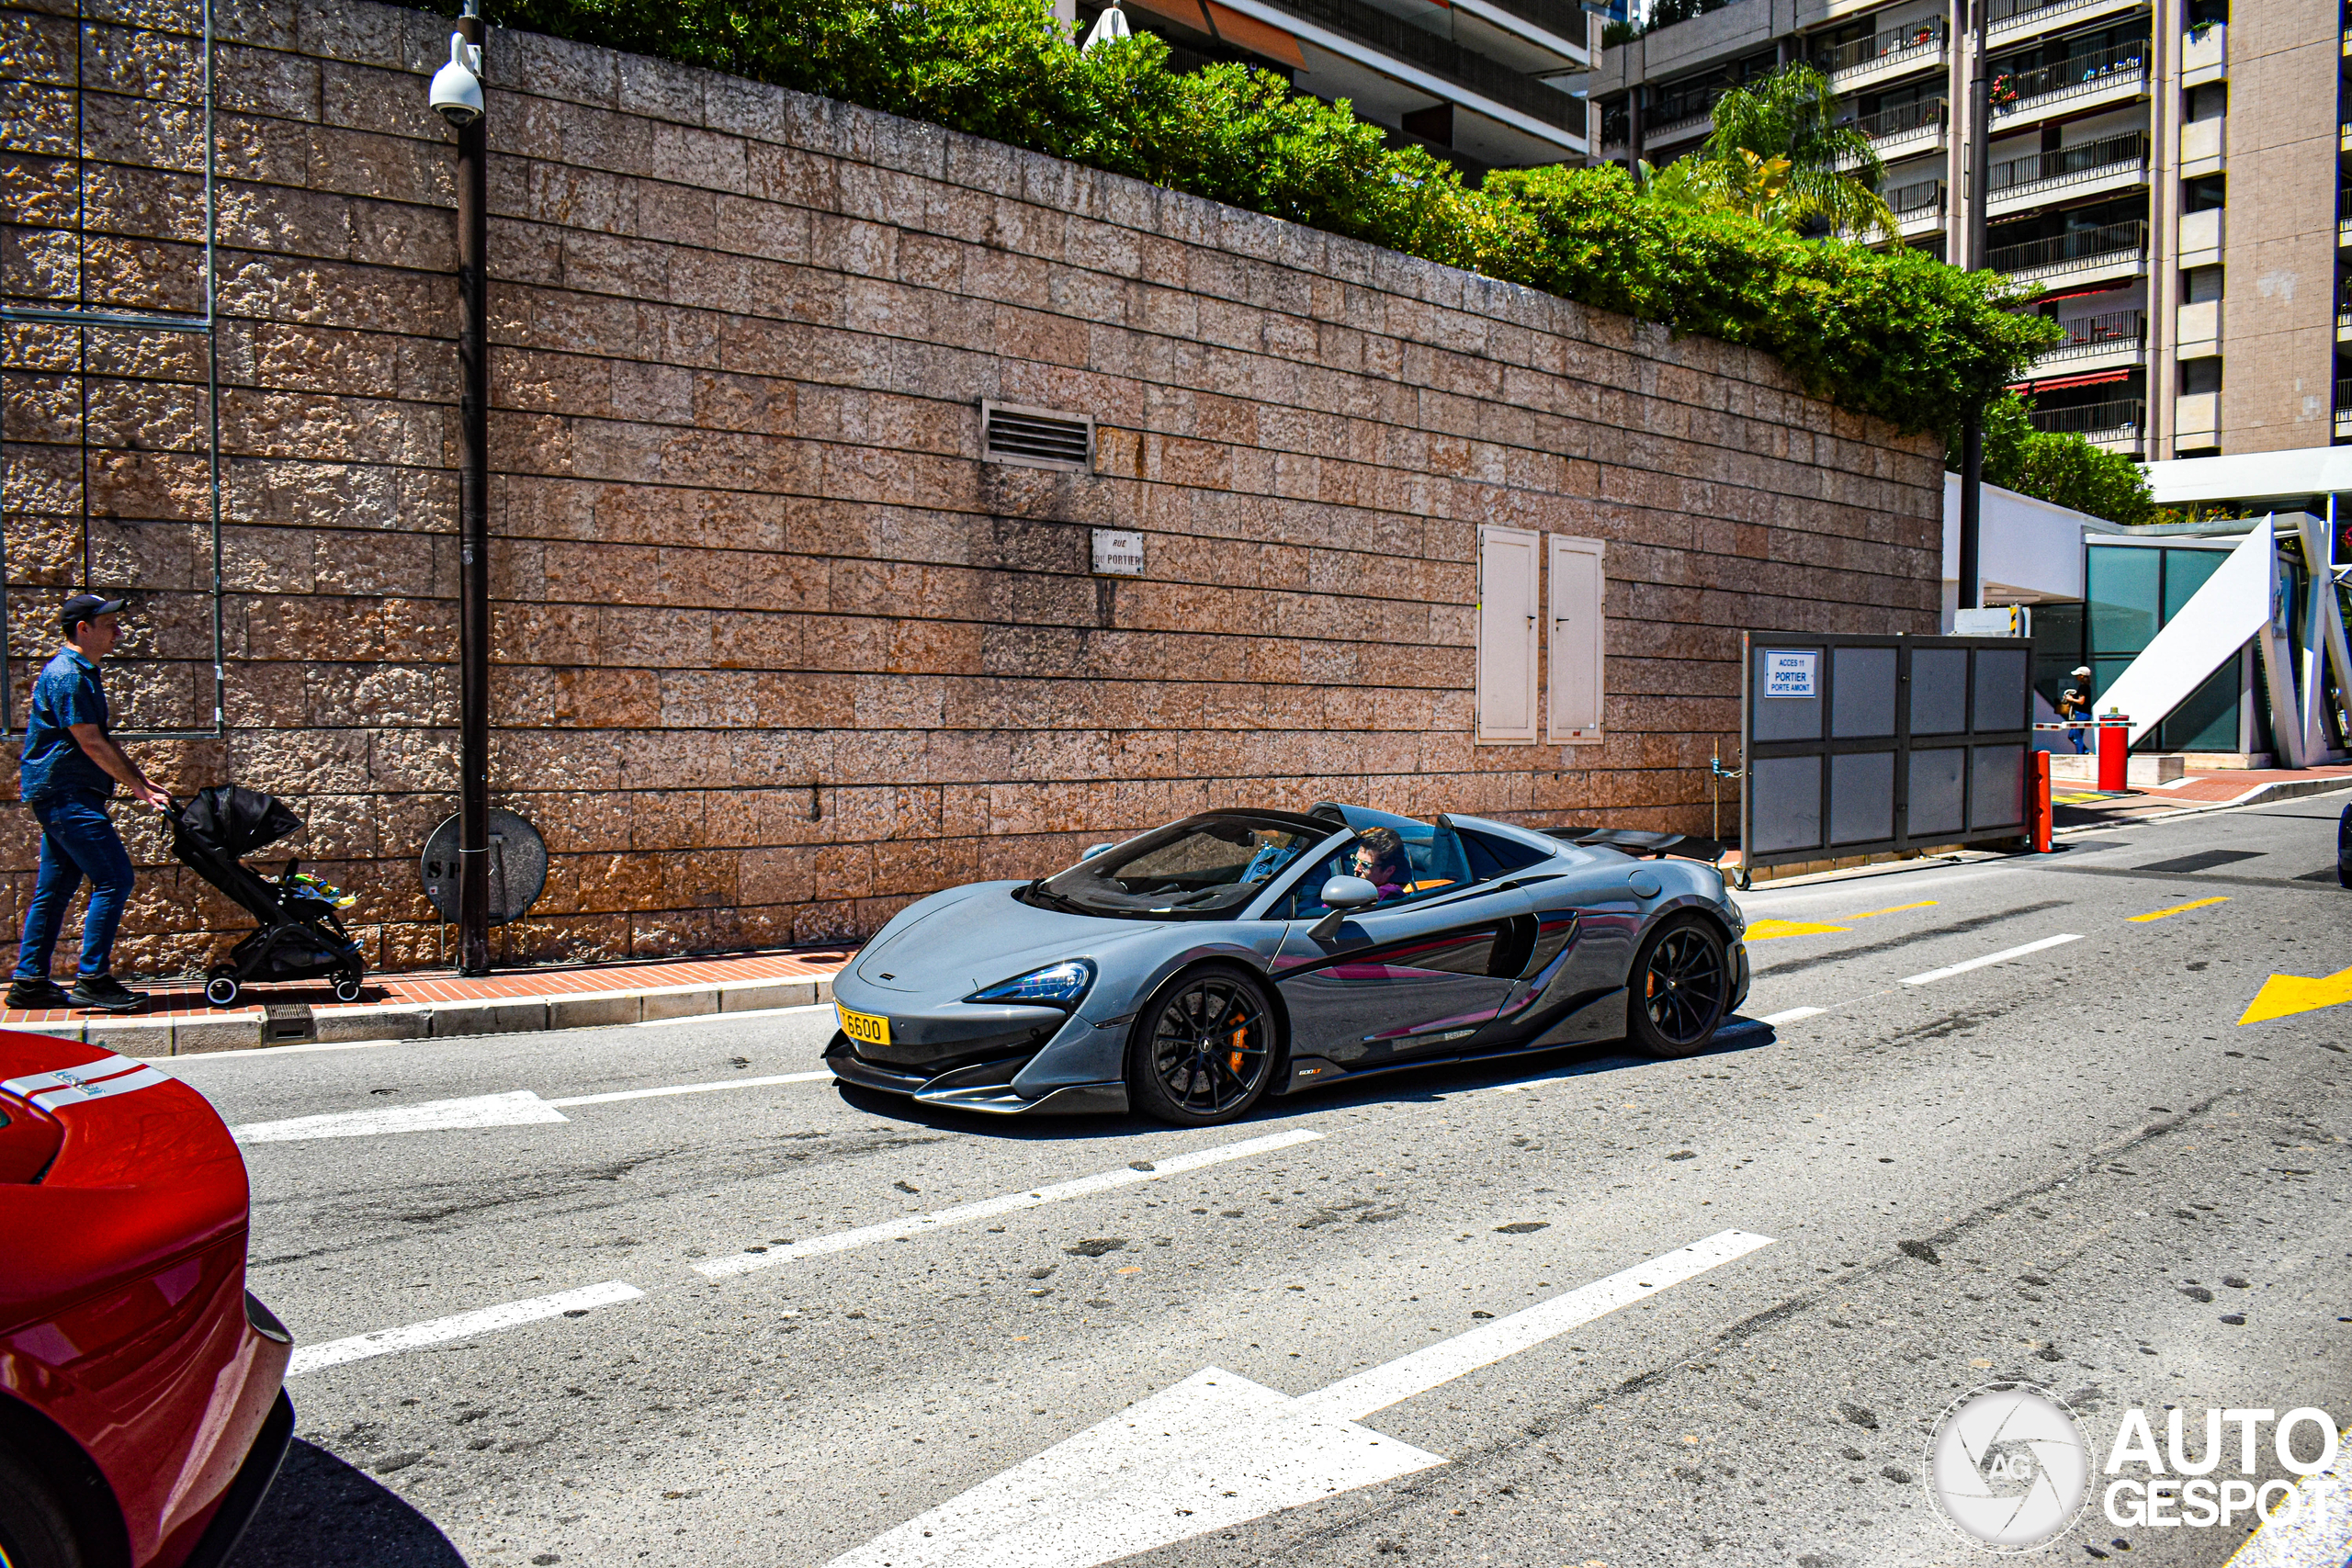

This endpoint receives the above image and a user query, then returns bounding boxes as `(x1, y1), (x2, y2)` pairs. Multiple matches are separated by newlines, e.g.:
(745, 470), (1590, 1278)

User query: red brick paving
(3, 946), (855, 1029)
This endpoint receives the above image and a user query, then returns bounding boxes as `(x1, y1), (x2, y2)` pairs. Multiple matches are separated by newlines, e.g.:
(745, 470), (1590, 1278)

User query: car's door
(1272, 867), (1538, 1069)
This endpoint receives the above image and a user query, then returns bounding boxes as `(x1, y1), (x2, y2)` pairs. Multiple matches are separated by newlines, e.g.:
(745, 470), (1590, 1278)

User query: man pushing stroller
(8, 593), (171, 1014)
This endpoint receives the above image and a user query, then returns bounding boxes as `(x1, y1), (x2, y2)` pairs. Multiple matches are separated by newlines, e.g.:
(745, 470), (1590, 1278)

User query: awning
(1204, 1), (1306, 66)
(2007, 367), (2132, 393)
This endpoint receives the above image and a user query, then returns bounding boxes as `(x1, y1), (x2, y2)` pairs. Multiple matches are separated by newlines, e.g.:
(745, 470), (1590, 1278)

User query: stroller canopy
(180, 784), (302, 859)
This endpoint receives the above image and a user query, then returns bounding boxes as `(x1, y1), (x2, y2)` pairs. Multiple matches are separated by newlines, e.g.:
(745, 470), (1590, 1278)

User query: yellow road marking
(1743, 919), (1852, 942)
(2240, 964), (2352, 1025)
(1851, 900), (1937, 919)
(2129, 897), (2229, 923)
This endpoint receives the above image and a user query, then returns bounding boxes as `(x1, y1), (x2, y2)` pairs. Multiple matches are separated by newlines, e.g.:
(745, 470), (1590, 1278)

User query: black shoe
(6, 978), (71, 1010)
(69, 974), (147, 1013)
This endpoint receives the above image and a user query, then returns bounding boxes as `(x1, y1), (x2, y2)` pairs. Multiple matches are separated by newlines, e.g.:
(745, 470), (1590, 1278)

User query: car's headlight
(966, 960), (1095, 1007)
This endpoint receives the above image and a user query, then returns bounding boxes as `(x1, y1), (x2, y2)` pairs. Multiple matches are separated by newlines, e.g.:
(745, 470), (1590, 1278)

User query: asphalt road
(158, 789), (2352, 1568)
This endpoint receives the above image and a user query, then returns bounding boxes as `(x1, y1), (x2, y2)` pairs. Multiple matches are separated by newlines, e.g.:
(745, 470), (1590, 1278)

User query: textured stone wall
(0, 0), (1941, 976)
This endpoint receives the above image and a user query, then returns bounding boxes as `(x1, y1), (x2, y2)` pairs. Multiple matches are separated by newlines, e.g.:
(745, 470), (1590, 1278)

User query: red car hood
(0, 1033), (250, 1333)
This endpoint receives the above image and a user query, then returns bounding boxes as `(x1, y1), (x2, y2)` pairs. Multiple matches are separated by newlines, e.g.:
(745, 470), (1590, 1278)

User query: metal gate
(1737, 633), (2033, 881)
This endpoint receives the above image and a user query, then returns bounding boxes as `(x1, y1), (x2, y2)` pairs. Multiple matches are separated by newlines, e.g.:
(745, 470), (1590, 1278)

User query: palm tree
(1645, 64), (1902, 243)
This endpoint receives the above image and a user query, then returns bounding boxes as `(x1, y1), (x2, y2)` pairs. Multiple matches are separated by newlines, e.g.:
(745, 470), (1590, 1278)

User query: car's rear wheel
(1626, 915), (1729, 1060)
(1127, 967), (1278, 1126)
(0, 1443), (85, 1568)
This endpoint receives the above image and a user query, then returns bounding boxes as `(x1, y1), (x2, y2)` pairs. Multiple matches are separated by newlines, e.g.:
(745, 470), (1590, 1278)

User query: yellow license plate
(838, 1005), (891, 1047)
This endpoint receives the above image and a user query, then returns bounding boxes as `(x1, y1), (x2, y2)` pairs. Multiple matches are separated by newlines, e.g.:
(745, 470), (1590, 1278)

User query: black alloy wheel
(1626, 916), (1729, 1060)
(1128, 969), (1276, 1126)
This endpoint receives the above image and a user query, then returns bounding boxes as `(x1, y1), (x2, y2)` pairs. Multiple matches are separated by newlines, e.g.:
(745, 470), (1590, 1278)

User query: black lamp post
(432, 5), (492, 975)
(1957, 0), (1991, 616)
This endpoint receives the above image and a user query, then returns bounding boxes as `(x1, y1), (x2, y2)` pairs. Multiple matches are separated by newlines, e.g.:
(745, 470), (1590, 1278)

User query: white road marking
(1758, 1006), (1827, 1026)
(826, 1230), (1774, 1568)
(2223, 1439), (2351, 1567)
(696, 1128), (1326, 1280)
(1296, 1229), (1776, 1422)
(635, 1002), (835, 1026)
(548, 1070), (831, 1105)
(286, 1281), (644, 1376)
(232, 1089), (570, 1144)
(1899, 933), (2084, 987)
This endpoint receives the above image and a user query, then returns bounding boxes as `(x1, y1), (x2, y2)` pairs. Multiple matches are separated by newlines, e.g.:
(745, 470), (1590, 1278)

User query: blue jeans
(15, 794), (134, 981)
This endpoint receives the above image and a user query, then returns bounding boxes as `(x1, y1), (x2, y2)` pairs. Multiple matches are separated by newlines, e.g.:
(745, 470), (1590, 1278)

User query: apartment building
(1067, 0), (1594, 175)
(1590, 0), (2347, 468)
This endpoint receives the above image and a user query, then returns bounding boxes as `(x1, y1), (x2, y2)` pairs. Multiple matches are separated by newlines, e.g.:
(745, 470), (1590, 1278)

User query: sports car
(826, 803), (1748, 1125)
(0, 1034), (294, 1568)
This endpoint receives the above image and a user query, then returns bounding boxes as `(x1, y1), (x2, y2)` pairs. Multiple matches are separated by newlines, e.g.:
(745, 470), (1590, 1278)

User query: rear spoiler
(1544, 826), (1727, 863)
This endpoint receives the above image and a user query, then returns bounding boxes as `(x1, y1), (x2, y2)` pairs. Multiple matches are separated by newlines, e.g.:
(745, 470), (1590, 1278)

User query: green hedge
(461, 0), (2058, 437)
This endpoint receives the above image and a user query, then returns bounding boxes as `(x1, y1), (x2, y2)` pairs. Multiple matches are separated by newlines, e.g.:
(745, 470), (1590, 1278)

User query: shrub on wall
(458, 0), (2057, 438)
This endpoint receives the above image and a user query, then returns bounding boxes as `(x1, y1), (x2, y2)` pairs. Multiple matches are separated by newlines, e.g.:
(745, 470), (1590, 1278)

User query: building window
(2181, 357), (2222, 395)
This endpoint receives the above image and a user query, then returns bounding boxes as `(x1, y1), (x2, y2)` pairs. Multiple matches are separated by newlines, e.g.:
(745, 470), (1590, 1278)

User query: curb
(17, 973), (839, 1059)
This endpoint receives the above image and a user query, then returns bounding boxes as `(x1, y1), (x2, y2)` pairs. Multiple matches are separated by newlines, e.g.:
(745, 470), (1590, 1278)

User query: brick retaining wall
(0, 0), (1941, 975)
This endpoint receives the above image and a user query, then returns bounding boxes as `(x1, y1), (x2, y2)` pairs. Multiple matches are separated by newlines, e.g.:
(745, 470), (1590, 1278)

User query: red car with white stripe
(0, 1037), (293, 1568)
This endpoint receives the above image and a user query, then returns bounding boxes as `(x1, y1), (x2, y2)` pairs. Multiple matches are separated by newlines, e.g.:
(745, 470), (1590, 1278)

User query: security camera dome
(430, 32), (483, 126)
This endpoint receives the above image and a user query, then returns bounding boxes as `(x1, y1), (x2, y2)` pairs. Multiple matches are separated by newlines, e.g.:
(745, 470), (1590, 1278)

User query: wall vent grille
(982, 400), (1094, 472)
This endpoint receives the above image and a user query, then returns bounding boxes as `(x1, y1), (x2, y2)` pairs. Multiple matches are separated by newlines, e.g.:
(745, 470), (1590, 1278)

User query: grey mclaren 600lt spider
(825, 803), (1750, 1127)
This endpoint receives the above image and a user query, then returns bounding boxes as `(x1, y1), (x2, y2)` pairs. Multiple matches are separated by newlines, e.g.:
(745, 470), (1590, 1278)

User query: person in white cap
(2056, 665), (2095, 755)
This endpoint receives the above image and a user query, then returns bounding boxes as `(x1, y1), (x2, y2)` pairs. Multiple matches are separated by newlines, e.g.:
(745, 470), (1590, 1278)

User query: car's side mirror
(1308, 875), (1378, 942)
(1080, 842), (1114, 861)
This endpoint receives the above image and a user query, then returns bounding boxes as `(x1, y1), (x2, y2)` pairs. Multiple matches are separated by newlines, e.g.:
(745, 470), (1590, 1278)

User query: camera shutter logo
(1926, 1383), (2089, 1551)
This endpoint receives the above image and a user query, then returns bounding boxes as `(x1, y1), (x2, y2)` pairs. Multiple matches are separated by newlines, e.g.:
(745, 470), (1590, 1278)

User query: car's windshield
(1026, 814), (1329, 920)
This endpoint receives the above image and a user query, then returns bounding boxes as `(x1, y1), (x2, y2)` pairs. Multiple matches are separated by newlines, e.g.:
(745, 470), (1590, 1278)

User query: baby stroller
(170, 784), (367, 1007)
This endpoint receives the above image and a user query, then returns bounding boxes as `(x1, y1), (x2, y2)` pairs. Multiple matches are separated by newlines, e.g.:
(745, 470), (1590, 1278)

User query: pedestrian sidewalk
(6, 946), (854, 1058)
(2053, 761), (2352, 829)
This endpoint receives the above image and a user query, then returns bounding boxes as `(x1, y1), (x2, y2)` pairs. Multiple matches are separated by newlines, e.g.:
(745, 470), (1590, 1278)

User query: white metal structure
(2092, 517), (2352, 763)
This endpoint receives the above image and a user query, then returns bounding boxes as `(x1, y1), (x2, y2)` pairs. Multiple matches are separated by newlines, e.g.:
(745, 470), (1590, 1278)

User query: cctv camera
(430, 32), (483, 127)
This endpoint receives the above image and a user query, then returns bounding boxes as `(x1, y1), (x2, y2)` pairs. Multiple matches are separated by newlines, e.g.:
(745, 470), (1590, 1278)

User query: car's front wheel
(1626, 914), (1730, 1059)
(0, 1441), (85, 1568)
(1126, 967), (1278, 1126)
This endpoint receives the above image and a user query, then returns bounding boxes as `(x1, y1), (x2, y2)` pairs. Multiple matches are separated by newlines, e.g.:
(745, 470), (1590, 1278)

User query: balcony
(1469, 0), (1593, 55)
(1989, 42), (2148, 130)
(1886, 176), (1945, 238)
(2175, 390), (2219, 444)
(1988, 0), (2151, 49)
(2180, 22), (2224, 86)
(2339, 305), (2351, 345)
(1989, 220), (2148, 288)
(1815, 19), (1946, 96)
(2338, 379), (2352, 438)
(1850, 97), (1946, 161)
(2179, 206), (2222, 267)
(2179, 115), (2223, 175)
(2177, 299), (2220, 355)
(2031, 397), (2146, 454)
(2340, 186), (2352, 247)
(1986, 132), (2148, 215)
(1259, 0), (1584, 130)
(2028, 309), (2146, 378)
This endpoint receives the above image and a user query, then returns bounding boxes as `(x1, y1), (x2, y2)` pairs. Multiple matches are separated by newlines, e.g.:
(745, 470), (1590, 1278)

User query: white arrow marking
(232, 1089), (570, 1144)
(826, 1228), (1775, 1568)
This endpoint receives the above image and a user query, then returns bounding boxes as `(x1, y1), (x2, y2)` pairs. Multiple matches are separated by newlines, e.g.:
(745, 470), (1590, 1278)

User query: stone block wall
(0, 0), (1941, 976)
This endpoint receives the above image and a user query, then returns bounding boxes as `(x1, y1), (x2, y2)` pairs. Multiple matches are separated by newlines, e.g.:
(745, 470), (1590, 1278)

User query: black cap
(60, 593), (126, 634)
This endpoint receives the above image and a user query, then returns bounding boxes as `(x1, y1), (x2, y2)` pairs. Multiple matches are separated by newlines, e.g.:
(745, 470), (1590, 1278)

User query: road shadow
(831, 1019), (1780, 1140)
(227, 1438), (469, 1568)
